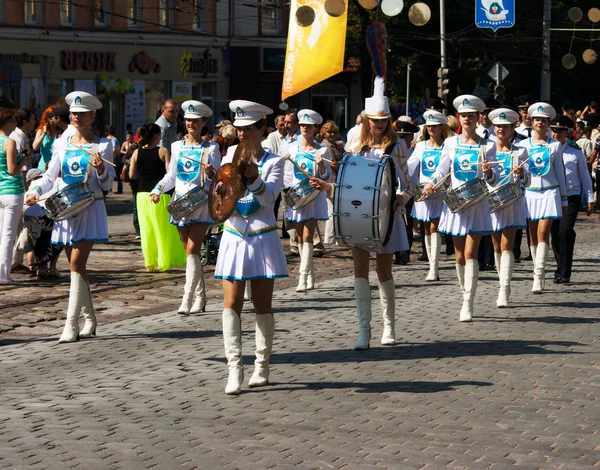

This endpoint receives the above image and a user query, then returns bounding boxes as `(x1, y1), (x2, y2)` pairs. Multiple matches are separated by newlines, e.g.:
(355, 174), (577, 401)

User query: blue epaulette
(566, 140), (580, 149)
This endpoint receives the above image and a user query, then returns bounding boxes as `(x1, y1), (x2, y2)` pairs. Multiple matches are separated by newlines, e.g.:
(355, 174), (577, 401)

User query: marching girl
(284, 109), (331, 292)
(25, 91), (115, 343)
(407, 110), (451, 281)
(215, 100), (287, 395)
(346, 77), (410, 349)
(487, 108), (530, 307)
(423, 95), (497, 322)
(519, 103), (568, 293)
(151, 101), (221, 315)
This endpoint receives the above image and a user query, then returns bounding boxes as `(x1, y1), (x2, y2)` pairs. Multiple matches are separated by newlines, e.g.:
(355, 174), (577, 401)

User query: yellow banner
(282, 0), (348, 101)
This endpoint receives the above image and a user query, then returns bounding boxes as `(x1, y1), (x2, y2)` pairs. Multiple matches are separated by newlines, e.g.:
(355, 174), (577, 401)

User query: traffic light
(494, 85), (505, 105)
(437, 68), (450, 98)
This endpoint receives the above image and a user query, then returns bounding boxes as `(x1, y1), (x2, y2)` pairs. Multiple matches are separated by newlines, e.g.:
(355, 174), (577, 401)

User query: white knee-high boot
(223, 308), (243, 395)
(496, 251), (514, 308)
(379, 279), (396, 345)
(190, 264), (206, 314)
(58, 272), (86, 343)
(248, 313), (274, 387)
(532, 242), (548, 294)
(305, 243), (315, 290)
(178, 254), (202, 315)
(456, 263), (465, 294)
(426, 232), (441, 281)
(296, 243), (308, 292)
(459, 259), (478, 322)
(79, 280), (97, 338)
(354, 278), (372, 350)
(494, 252), (502, 280)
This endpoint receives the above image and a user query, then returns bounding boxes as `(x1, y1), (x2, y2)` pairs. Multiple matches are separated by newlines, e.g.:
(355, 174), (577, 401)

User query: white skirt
(412, 197), (444, 222)
(170, 200), (213, 226)
(51, 198), (109, 246)
(353, 212), (409, 254)
(438, 198), (493, 237)
(285, 192), (328, 223)
(525, 188), (562, 221)
(215, 229), (288, 281)
(490, 196), (528, 231)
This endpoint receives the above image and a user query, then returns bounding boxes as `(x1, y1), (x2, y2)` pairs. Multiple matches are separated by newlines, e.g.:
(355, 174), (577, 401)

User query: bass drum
(333, 153), (396, 250)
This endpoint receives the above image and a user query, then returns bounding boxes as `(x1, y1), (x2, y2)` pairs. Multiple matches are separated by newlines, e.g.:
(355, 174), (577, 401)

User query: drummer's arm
(315, 148), (331, 182)
(518, 148), (531, 188)
(151, 148), (177, 197)
(246, 157), (284, 207)
(26, 143), (62, 204)
(483, 144), (498, 186)
(96, 142), (115, 191)
(424, 148), (451, 194)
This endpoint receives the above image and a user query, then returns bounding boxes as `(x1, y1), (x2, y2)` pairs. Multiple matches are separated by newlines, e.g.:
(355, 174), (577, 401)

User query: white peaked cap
(182, 100), (212, 119)
(489, 108), (519, 125)
(528, 102), (556, 120)
(364, 76), (391, 119)
(423, 110), (448, 125)
(453, 94), (485, 114)
(298, 109), (323, 125)
(229, 100), (273, 126)
(66, 91), (102, 112)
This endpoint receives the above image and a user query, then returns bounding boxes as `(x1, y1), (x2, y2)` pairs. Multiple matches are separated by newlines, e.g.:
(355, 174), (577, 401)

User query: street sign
(488, 62), (509, 83)
(475, 0), (515, 32)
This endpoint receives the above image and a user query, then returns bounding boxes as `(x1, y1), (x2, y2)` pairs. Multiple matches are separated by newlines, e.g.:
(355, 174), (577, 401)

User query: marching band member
(151, 101), (221, 315)
(348, 77), (410, 349)
(488, 108), (530, 307)
(284, 109), (331, 292)
(549, 115), (594, 284)
(215, 100), (287, 395)
(407, 110), (451, 281)
(25, 91), (115, 343)
(519, 103), (568, 294)
(423, 95), (497, 322)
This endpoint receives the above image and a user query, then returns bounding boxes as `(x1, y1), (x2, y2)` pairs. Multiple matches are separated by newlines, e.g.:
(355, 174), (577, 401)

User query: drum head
(378, 157), (396, 246)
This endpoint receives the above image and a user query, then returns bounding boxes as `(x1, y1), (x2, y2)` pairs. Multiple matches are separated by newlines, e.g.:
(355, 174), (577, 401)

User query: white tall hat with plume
(364, 76), (391, 120)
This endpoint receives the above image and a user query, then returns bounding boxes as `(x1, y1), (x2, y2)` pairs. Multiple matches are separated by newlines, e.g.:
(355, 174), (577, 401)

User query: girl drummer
(151, 100), (221, 315)
(25, 91), (115, 343)
(346, 77), (410, 349)
(408, 110), (451, 282)
(487, 108), (530, 307)
(215, 100), (287, 395)
(284, 109), (331, 292)
(519, 103), (568, 294)
(423, 95), (497, 322)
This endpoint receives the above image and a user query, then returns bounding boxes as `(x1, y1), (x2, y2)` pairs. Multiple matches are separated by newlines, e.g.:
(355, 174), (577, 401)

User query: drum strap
(200, 147), (210, 186)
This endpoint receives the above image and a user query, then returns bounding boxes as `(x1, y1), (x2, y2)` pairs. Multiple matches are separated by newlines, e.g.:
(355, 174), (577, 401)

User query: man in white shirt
(576, 126), (593, 160)
(476, 97), (498, 140)
(344, 111), (365, 152)
(262, 115), (287, 155)
(9, 108), (36, 175)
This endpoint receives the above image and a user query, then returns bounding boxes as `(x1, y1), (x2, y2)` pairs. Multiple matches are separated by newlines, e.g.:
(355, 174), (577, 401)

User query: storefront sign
(172, 82), (192, 103)
(129, 52), (161, 74)
(261, 48), (285, 72)
(179, 49), (218, 79)
(124, 80), (145, 137)
(0, 53), (39, 64)
(62, 50), (116, 72)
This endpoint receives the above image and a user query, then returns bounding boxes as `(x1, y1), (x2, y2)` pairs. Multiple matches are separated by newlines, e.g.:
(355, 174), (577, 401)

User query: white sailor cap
(489, 108), (520, 125)
(365, 76), (391, 120)
(298, 109), (323, 126)
(527, 102), (556, 120)
(423, 110), (448, 125)
(229, 100), (273, 127)
(65, 91), (102, 113)
(453, 95), (485, 114)
(182, 100), (212, 119)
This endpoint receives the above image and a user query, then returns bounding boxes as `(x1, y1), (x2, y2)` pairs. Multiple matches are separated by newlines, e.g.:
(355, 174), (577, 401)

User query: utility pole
(440, 0), (447, 79)
(541, 0), (551, 101)
(406, 63), (411, 117)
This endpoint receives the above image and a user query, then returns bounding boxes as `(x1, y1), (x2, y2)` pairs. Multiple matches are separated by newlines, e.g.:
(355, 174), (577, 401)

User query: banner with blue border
(475, 0), (515, 32)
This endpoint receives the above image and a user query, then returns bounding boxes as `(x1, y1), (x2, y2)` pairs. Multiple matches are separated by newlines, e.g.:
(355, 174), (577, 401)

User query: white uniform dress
(408, 140), (445, 222)
(151, 140), (221, 226)
(435, 136), (497, 236)
(519, 138), (568, 220)
(489, 146), (530, 231)
(28, 137), (115, 246)
(284, 144), (330, 223)
(214, 148), (288, 281)
(348, 144), (410, 254)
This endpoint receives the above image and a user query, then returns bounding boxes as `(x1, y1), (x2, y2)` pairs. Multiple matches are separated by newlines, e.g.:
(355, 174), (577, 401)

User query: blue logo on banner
(475, 0), (515, 32)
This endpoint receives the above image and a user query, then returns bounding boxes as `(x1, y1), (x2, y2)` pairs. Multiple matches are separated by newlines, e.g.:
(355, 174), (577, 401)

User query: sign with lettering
(261, 48), (285, 72)
(179, 49), (218, 79)
(61, 50), (116, 72)
(129, 52), (161, 74)
(0, 53), (39, 64)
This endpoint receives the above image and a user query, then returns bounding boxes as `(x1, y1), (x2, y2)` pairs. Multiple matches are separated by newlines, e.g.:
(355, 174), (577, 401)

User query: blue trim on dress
(52, 237), (109, 247)
(491, 224), (527, 232)
(285, 217), (329, 223)
(214, 274), (289, 281)
(526, 215), (562, 221)
(170, 219), (213, 227)
(413, 215), (441, 223)
(439, 228), (491, 236)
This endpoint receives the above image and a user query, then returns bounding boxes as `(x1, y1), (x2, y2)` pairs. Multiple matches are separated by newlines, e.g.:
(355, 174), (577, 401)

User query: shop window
(192, 82), (215, 129)
(0, 0), (4, 24)
(24, 0), (42, 24)
(94, 0), (110, 26)
(159, 0), (172, 28)
(60, 0), (75, 26)
(192, 0), (205, 32)
(312, 83), (348, 132)
(145, 81), (169, 124)
(262, 0), (281, 34)
(127, 0), (141, 28)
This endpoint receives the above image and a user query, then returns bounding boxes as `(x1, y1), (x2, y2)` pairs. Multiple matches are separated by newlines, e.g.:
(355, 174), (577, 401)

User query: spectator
(105, 125), (121, 193)
(219, 124), (237, 157)
(32, 106), (68, 172)
(580, 101), (598, 120)
(154, 98), (179, 150)
(577, 126), (593, 162)
(263, 115), (287, 155)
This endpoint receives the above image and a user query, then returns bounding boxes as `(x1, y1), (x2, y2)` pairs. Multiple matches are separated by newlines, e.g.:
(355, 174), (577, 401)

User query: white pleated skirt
(215, 229), (288, 281)
(412, 197), (444, 222)
(285, 192), (328, 223)
(438, 198), (493, 237)
(353, 212), (409, 254)
(525, 188), (562, 221)
(490, 197), (528, 231)
(51, 198), (109, 246)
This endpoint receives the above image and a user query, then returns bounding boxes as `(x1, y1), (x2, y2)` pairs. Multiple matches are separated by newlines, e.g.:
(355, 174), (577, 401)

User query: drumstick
(70, 144), (116, 167)
(182, 155), (208, 168)
(497, 160), (529, 186)
(286, 156), (312, 179)
(432, 172), (451, 189)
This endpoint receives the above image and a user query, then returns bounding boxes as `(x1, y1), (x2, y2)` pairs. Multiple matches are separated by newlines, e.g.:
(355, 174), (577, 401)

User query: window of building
(127, 0), (141, 28)
(60, 0), (75, 26)
(24, 0), (42, 24)
(192, 0), (204, 32)
(159, 0), (171, 28)
(262, 0), (281, 34)
(0, 0), (4, 24)
(95, 0), (110, 26)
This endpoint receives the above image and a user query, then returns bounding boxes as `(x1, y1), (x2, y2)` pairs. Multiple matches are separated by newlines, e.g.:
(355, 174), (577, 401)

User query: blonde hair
(220, 124), (236, 140)
(446, 115), (459, 132)
(418, 123), (452, 143)
(356, 117), (397, 151)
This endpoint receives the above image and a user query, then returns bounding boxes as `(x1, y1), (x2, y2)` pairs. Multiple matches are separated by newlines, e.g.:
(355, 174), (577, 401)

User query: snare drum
(413, 181), (447, 202)
(444, 178), (489, 213)
(167, 185), (208, 221)
(488, 182), (523, 213)
(282, 179), (319, 210)
(43, 182), (95, 221)
(333, 154), (396, 249)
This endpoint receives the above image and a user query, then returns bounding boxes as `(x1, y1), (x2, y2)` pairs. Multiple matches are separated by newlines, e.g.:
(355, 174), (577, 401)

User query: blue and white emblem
(177, 149), (201, 183)
(528, 146), (551, 177)
(475, 0), (515, 32)
(422, 149), (441, 179)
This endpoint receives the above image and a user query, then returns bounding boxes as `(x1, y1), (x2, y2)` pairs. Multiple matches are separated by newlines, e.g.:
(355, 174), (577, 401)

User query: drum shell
(444, 178), (489, 213)
(413, 181), (447, 202)
(488, 182), (523, 213)
(167, 186), (208, 221)
(43, 182), (95, 221)
(282, 179), (319, 210)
